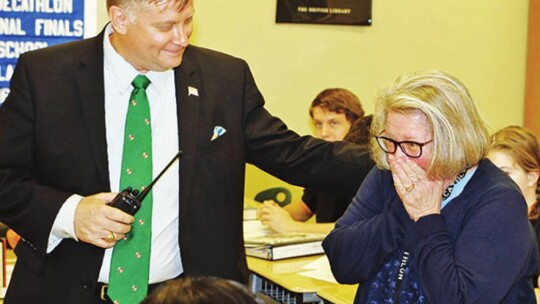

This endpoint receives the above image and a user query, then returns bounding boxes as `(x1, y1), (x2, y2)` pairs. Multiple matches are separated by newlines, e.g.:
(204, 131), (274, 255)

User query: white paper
(243, 219), (274, 239)
(297, 255), (338, 284)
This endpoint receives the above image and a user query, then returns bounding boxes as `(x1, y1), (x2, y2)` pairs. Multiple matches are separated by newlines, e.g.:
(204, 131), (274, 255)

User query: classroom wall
(97, 1), (530, 201)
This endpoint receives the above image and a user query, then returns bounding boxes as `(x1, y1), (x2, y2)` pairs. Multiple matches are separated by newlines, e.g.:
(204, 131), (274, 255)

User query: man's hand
(74, 193), (135, 248)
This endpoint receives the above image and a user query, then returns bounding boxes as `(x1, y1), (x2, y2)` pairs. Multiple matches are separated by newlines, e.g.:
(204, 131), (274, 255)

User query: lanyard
(393, 250), (410, 303)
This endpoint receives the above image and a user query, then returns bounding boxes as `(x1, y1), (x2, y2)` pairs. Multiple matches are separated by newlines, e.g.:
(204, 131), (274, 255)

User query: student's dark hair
(309, 88), (365, 124)
(344, 114), (373, 145)
(140, 276), (261, 304)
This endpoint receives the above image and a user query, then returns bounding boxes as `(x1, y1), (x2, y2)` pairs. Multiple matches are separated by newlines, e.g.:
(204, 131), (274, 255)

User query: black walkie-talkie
(108, 151), (182, 215)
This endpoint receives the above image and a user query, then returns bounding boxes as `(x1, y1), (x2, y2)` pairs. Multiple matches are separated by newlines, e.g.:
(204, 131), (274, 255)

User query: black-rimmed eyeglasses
(375, 135), (433, 158)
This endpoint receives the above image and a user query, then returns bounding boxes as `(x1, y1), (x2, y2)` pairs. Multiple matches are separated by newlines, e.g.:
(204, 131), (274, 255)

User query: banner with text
(0, 0), (98, 105)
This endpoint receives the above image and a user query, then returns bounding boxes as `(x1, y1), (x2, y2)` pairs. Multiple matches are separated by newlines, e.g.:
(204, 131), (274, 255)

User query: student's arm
(259, 200), (334, 234)
(283, 199), (312, 221)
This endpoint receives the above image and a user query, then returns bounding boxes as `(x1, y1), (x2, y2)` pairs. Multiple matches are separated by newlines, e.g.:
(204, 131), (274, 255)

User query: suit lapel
(175, 48), (201, 217)
(74, 35), (201, 204)
(76, 32), (110, 191)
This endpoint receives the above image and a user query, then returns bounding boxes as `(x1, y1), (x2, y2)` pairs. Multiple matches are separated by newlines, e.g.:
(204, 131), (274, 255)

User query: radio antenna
(138, 151), (182, 202)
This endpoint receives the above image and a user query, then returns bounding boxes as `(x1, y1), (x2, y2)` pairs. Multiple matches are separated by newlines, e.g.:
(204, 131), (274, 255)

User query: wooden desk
(247, 254), (336, 303)
(317, 284), (357, 304)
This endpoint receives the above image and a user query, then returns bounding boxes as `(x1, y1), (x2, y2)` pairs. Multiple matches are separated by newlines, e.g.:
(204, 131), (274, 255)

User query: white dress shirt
(48, 24), (183, 284)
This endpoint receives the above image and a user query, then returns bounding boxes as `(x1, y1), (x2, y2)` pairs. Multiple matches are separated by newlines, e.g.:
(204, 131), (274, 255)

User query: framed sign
(0, 1), (98, 105)
(276, 0), (372, 26)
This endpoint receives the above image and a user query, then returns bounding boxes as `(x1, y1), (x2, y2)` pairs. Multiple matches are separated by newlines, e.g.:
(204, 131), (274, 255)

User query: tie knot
(132, 75), (151, 90)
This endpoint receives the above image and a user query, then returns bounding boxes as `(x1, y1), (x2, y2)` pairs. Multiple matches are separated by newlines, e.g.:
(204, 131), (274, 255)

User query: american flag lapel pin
(188, 86), (199, 97)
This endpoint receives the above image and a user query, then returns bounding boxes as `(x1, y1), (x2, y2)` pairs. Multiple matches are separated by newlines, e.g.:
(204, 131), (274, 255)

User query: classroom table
(247, 253), (361, 304)
(316, 283), (357, 304)
(247, 254), (336, 303)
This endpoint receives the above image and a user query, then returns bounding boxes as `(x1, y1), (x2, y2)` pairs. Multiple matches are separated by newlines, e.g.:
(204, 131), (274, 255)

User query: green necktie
(108, 75), (153, 304)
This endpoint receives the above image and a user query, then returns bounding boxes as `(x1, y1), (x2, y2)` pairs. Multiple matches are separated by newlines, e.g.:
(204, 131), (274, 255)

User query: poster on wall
(276, 0), (372, 26)
(0, 1), (98, 106)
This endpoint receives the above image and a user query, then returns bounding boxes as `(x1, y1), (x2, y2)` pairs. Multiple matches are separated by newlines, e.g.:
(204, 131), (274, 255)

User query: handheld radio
(108, 151), (182, 215)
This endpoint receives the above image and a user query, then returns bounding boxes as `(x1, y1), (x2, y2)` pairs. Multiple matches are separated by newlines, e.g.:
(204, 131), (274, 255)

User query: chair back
(254, 187), (292, 207)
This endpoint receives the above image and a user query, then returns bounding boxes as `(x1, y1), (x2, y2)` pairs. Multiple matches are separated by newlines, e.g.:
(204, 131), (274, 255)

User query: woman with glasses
(323, 70), (538, 303)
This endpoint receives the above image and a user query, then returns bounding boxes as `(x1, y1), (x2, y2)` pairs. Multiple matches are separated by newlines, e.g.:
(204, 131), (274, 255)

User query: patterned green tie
(108, 75), (153, 304)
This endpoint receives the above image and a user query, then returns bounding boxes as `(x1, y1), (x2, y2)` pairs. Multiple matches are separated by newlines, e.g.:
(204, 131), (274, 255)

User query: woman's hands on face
(388, 154), (446, 221)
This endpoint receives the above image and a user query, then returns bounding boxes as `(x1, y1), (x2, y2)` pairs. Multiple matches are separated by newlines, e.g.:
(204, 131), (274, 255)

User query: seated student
(259, 88), (373, 234)
(487, 125), (540, 286)
(140, 276), (261, 304)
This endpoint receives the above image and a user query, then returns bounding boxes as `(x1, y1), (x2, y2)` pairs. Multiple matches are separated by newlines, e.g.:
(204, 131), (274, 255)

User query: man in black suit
(0, 0), (372, 303)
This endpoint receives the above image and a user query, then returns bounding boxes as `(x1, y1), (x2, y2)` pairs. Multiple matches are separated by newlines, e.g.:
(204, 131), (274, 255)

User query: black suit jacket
(0, 29), (372, 303)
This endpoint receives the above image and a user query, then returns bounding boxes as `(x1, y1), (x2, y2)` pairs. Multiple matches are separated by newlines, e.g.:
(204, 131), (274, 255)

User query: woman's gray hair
(370, 70), (490, 179)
